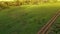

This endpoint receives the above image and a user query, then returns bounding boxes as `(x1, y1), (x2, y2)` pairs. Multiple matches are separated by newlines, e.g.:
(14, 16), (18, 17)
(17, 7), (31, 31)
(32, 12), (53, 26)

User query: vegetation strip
(37, 10), (60, 34)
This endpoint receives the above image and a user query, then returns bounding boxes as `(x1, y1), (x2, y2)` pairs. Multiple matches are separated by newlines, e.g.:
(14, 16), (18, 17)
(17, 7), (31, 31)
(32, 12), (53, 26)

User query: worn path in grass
(37, 10), (60, 34)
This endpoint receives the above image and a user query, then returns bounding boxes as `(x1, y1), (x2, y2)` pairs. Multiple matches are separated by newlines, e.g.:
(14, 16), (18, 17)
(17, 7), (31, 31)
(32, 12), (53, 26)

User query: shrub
(0, 2), (9, 9)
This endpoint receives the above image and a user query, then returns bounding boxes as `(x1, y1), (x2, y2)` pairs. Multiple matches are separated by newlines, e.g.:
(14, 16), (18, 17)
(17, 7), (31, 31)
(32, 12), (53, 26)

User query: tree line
(0, 0), (59, 9)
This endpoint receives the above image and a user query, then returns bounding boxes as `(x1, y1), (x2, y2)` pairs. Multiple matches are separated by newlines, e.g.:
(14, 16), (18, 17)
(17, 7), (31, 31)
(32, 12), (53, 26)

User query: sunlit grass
(0, 3), (60, 34)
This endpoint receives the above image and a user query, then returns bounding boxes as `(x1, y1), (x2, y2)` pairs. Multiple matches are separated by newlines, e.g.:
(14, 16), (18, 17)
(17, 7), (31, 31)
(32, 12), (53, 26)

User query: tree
(49, 0), (57, 2)
(53, 0), (57, 2)
(16, 0), (20, 6)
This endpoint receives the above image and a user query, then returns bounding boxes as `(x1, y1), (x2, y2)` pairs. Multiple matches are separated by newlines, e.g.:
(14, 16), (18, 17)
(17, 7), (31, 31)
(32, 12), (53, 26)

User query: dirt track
(37, 10), (60, 34)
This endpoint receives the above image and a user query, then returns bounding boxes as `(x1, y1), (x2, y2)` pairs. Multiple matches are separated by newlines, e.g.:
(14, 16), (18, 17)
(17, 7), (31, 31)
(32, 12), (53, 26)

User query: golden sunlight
(58, 0), (60, 1)
(0, 0), (14, 1)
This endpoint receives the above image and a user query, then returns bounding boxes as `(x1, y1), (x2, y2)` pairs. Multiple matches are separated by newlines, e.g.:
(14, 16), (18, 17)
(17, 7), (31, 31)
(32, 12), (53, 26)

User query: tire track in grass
(37, 10), (60, 34)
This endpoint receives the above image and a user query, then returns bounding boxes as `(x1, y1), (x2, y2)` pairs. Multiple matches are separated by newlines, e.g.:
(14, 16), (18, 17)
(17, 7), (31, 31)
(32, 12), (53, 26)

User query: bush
(0, 2), (9, 9)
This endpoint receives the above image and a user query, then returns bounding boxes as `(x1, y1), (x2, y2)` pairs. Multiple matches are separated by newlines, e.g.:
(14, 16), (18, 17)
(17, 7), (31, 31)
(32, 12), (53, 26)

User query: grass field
(0, 3), (60, 34)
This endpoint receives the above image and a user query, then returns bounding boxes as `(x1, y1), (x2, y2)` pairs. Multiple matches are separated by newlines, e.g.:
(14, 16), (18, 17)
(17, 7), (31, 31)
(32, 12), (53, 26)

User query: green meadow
(0, 3), (60, 34)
